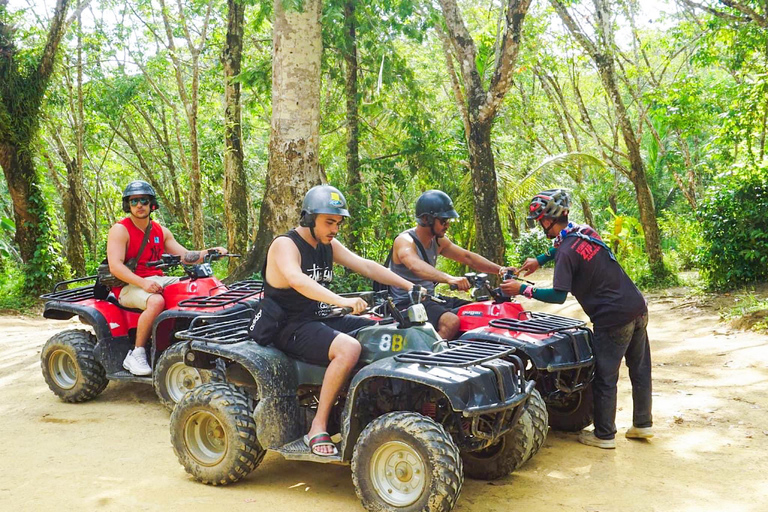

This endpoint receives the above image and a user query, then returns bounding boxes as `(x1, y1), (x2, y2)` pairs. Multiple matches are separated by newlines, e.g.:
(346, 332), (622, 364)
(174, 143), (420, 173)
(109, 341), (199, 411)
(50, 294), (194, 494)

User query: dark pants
(592, 312), (653, 440)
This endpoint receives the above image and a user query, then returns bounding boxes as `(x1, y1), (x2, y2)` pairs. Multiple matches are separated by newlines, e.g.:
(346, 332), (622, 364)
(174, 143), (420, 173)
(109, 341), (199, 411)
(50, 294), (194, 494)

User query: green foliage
(658, 212), (702, 271)
(697, 164), (768, 290)
(506, 228), (551, 266)
(0, 261), (37, 312)
(26, 181), (68, 292)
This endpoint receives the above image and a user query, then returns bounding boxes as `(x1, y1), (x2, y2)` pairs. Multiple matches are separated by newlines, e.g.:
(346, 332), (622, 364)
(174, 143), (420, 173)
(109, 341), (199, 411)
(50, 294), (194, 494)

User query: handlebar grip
(227, 254), (241, 258)
(449, 284), (458, 291)
(146, 259), (163, 267)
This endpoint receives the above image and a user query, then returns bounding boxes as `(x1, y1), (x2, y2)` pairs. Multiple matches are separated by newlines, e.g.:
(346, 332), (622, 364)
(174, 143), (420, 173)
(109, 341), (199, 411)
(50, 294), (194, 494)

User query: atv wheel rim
(370, 440), (426, 507)
(184, 411), (227, 466)
(165, 363), (203, 404)
(48, 350), (77, 390)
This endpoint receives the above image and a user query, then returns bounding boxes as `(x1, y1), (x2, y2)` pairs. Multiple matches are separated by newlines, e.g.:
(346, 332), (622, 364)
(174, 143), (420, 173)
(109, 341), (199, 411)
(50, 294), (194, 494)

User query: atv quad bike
(40, 250), (262, 410)
(451, 271), (595, 432)
(169, 292), (546, 512)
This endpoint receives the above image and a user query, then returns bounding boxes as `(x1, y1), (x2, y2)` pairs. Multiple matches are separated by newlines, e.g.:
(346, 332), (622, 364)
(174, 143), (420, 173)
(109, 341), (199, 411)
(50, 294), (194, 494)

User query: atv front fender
(182, 340), (303, 449)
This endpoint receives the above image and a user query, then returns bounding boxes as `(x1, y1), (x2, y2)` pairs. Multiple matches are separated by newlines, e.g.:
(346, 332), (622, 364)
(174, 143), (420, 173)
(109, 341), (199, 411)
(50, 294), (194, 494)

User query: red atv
(452, 272), (595, 431)
(40, 251), (262, 410)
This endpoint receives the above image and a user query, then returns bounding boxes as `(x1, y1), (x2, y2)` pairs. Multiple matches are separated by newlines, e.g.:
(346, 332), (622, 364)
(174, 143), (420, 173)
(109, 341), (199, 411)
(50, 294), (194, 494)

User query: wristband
(521, 284), (535, 299)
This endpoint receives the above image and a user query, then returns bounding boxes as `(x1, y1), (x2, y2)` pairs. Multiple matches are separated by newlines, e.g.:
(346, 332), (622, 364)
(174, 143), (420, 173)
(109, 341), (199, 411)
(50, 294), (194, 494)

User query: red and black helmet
(526, 189), (570, 228)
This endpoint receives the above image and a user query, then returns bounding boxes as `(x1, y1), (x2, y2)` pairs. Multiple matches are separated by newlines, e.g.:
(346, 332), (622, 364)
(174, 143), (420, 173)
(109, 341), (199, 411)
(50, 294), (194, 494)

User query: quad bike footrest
(276, 437), (342, 464)
(488, 311), (586, 334)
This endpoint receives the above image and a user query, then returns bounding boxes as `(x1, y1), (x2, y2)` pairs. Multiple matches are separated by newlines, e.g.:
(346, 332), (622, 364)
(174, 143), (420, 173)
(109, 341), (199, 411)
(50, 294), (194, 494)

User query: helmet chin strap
(309, 225), (319, 243)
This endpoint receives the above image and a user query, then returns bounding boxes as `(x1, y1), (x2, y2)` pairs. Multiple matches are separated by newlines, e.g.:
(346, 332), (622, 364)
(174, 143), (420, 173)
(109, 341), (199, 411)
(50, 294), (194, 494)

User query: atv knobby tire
(546, 384), (594, 432)
(170, 382), (265, 485)
(41, 329), (108, 402)
(352, 411), (463, 512)
(460, 406), (534, 480)
(524, 388), (549, 462)
(153, 343), (210, 411)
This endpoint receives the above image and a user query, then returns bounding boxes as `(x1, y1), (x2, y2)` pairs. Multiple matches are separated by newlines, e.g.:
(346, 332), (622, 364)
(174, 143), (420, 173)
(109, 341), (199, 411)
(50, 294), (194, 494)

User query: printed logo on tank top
(306, 263), (333, 283)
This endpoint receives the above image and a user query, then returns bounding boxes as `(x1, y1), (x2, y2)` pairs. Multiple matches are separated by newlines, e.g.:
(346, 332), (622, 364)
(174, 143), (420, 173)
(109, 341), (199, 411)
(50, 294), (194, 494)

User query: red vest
(118, 218), (165, 278)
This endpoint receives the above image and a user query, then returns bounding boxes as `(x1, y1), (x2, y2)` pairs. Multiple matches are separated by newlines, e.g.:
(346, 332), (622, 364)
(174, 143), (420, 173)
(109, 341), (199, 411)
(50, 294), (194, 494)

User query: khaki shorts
(118, 276), (180, 310)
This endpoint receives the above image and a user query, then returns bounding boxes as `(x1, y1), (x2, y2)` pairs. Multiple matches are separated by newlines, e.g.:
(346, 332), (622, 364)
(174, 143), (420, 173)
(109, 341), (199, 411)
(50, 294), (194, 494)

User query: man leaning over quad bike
(106, 180), (227, 376)
(388, 189), (511, 339)
(501, 188), (653, 449)
(263, 184), (415, 456)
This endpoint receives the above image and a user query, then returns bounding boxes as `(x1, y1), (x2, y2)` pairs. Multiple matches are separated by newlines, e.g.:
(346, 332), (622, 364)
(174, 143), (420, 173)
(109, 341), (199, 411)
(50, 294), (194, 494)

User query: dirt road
(2, 278), (767, 511)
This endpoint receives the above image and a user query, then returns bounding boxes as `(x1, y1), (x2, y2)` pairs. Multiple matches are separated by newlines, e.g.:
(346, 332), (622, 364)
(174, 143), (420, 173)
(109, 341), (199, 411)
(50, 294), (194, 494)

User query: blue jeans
(592, 312), (653, 440)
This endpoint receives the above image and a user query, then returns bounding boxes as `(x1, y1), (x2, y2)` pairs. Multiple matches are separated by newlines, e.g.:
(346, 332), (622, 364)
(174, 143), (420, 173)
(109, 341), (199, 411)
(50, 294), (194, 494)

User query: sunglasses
(436, 217), (453, 226)
(129, 197), (151, 206)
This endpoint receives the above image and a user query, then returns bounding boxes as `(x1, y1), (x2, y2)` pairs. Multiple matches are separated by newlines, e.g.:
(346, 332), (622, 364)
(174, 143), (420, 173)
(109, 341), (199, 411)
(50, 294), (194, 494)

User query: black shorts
(275, 316), (376, 366)
(397, 296), (472, 329)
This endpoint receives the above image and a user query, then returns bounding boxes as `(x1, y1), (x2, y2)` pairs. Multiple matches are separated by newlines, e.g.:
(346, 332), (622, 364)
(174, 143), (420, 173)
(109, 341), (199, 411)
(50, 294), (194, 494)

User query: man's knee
(329, 334), (361, 367)
(438, 312), (460, 337)
(144, 293), (165, 313)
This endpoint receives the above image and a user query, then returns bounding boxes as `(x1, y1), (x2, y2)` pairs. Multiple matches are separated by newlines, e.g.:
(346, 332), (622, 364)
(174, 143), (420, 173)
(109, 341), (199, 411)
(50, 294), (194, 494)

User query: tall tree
(437, 0), (532, 264)
(231, 0), (324, 279)
(342, 0), (362, 253)
(0, 0), (86, 287)
(551, 0), (668, 279)
(222, 0), (248, 272)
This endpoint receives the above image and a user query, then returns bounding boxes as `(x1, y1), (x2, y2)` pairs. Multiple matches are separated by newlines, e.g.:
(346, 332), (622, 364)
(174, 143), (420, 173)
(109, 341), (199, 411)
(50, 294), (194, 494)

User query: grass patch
(721, 292), (768, 333)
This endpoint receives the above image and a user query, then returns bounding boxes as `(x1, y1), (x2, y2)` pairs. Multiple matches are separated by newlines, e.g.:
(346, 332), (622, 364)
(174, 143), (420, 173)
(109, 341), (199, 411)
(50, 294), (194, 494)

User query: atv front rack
(394, 340), (515, 368)
(177, 281), (263, 308)
(175, 311), (252, 344)
(488, 311), (586, 334)
(40, 275), (97, 302)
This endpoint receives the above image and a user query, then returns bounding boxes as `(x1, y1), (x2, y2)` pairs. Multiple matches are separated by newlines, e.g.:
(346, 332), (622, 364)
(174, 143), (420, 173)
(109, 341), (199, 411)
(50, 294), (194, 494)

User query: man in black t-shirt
(264, 185), (414, 457)
(501, 189), (653, 449)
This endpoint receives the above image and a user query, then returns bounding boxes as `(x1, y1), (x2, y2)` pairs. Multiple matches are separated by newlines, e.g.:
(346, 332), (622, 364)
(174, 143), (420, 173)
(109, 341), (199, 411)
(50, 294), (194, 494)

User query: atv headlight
(407, 303), (428, 324)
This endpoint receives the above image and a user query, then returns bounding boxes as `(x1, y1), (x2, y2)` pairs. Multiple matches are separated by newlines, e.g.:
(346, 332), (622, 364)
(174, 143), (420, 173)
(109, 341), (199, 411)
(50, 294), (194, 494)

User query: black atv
(39, 251), (261, 410)
(169, 292), (547, 512)
(452, 272), (595, 431)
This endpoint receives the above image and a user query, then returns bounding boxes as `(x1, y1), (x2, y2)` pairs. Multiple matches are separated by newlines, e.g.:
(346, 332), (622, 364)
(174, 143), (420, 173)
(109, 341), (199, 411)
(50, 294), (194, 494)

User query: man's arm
(106, 224), (161, 293)
(162, 227), (227, 263)
(439, 238), (502, 274)
(392, 234), (469, 289)
(267, 238), (367, 314)
(332, 239), (414, 291)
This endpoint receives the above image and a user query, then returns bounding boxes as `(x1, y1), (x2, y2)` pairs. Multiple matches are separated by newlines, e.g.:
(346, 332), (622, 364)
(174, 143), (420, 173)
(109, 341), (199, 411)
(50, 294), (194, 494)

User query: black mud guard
(43, 301), (112, 341)
(339, 357), (526, 460)
(459, 328), (595, 372)
(184, 340), (303, 449)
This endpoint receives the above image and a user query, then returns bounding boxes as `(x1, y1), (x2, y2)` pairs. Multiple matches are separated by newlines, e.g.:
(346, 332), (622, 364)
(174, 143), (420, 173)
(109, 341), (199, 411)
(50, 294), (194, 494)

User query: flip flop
(304, 432), (338, 457)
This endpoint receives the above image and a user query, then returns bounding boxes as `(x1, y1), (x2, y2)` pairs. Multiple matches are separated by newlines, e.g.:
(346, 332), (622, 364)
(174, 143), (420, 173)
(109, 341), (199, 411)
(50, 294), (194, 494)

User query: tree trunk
(0, 145), (39, 263)
(230, 0), (324, 281)
(222, 0), (248, 274)
(343, 0), (362, 254)
(467, 120), (505, 263)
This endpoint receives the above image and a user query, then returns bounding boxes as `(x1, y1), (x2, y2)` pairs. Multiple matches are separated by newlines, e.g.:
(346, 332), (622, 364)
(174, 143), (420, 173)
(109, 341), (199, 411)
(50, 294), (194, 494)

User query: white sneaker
(578, 430), (616, 449)
(123, 348), (152, 376)
(626, 426), (654, 439)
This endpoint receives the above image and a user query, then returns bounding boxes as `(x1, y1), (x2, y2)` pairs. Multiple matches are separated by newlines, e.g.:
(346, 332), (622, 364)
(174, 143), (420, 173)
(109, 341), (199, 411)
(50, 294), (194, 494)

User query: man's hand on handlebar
(340, 296), (368, 315)
(447, 275), (471, 291)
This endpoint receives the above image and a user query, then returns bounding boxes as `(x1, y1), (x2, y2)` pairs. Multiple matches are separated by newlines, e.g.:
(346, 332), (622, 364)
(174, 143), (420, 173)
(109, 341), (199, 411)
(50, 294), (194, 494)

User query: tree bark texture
(551, 0), (667, 278)
(222, 0), (248, 273)
(0, 0), (69, 267)
(438, 0), (532, 265)
(343, 0), (362, 253)
(230, 0), (324, 280)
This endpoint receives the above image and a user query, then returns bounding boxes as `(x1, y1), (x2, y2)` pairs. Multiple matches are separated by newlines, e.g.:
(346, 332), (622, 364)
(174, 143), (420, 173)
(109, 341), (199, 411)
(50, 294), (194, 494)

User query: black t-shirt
(552, 226), (646, 330)
(264, 229), (335, 323)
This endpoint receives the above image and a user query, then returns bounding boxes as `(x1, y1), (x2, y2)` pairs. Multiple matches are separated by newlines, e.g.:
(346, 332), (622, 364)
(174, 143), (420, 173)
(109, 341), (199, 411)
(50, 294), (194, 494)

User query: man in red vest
(106, 180), (226, 376)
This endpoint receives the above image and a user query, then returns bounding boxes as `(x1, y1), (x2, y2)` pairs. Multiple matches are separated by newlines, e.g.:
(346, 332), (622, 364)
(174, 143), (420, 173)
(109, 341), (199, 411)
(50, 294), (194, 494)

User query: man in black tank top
(265, 185), (414, 456)
(389, 190), (509, 339)
(502, 189), (653, 450)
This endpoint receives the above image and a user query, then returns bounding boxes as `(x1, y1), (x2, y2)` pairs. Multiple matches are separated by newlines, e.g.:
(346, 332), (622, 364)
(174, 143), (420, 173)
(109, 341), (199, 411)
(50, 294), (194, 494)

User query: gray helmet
(526, 189), (570, 228)
(415, 190), (459, 227)
(299, 185), (350, 228)
(122, 180), (158, 213)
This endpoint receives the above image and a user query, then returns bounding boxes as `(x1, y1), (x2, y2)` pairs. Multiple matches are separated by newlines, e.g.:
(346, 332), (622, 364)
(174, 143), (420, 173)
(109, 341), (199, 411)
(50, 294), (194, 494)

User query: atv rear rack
(177, 281), (263, 308)
(394, 340), (515, 368)
(40, 275), (97, 302)
(488, 311), (586, 334)
(175, 311), (252, 344)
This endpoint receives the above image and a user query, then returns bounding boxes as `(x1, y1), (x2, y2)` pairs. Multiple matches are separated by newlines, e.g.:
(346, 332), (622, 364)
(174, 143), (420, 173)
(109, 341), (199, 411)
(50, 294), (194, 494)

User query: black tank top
(264, 229), (334, 322)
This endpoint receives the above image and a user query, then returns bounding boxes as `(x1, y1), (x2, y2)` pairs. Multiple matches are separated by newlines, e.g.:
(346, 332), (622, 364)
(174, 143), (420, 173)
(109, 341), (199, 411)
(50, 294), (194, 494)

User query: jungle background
(1, 0), (767, 326)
